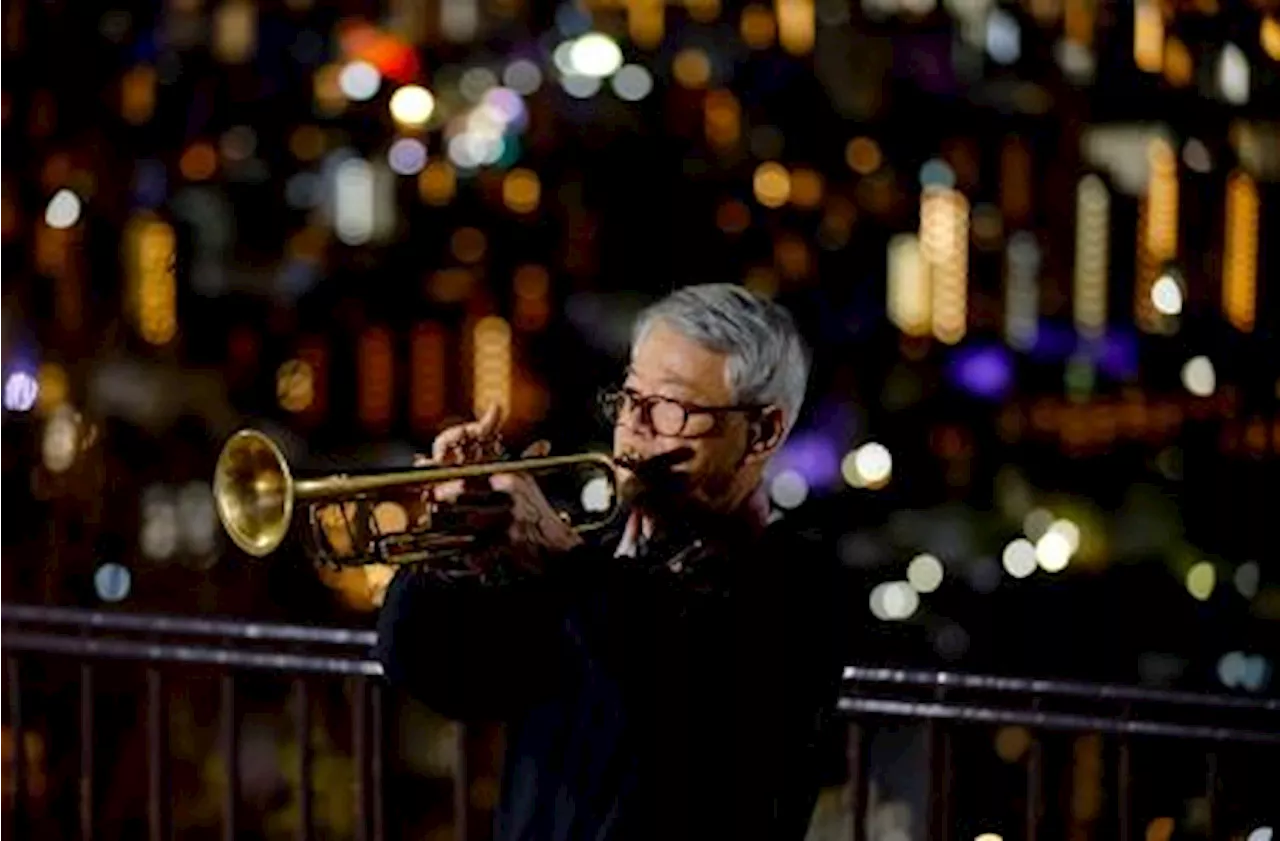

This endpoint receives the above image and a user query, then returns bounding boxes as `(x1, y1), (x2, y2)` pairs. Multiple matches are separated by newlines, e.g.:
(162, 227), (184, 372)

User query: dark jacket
(376, 507), (843, 841)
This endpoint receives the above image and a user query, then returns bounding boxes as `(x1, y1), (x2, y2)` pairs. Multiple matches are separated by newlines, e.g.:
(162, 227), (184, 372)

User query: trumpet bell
(214, 429), (294, 558)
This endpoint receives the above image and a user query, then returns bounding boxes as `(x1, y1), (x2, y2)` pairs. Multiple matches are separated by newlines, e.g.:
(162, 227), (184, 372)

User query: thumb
(477, 403), (502, 435)
(521, 439), (551, 459)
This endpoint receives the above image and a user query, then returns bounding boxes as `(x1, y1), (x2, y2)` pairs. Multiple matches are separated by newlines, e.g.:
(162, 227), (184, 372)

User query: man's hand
(425, 407), (582, 566)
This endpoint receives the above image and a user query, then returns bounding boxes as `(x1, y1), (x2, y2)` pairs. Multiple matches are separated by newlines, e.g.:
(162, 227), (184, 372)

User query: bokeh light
(44, 189), (82, 229)
(1181, 355), (1216, 397)
(338, 60), (380, 101)
(389, 85), (435, 127)
(869, 581), (919, 621)
(1002, 538), (1037, 579)
(907, 553), (944, 593)
(1185, 561), (1216, 601)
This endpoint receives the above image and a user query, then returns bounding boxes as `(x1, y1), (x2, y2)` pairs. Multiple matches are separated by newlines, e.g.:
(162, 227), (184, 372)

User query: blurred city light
(869, 581), (919, 621)
(473, 315), (512, 418)
(388, 138), (428, 175)
(44, 189), (82, 229)
(503, 59), (543, 94)
(338, 60), (381, 101)
(1180, 356), (1216, 397)
(907, 553), (944, 593)
(1002, 538), (1037, 579)
(1235, 561), (1260, 599)
(389, 84), (435, 127)
(769, 469), (809, 509)
(1034, 530), (1071, 573)
(581, 475), (613, 513)
(93, 563), (132, 603)
(1150, 273), (1183, 315)
(1185, 561), (1216, 601)
(842, 442), (892, 489)
(611, 64), (653, 100)
(1217, 43), (1249, 105)
(753, 162), (791, 208)
(1247, 829), (1274, 841)
(569, 33), (623, 78)
(1223, 170), (1258, 332)
(4, 371), (39, 412)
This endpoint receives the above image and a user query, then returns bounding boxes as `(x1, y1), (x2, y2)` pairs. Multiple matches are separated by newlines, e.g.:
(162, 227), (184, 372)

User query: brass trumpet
(213, 429), (619, 565)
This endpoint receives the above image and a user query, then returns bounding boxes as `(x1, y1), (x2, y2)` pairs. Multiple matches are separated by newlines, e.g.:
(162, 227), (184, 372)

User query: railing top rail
(0, 602), (378, 647)
(843, 665), (1280, 713)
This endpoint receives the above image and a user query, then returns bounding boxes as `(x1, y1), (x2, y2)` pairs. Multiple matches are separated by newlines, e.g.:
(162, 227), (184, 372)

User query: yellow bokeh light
(920, 187), (969, 345)
(1185, 561), (1215, 601)
(503, 168), (541, 214)
(473, 315), (513, 419)
(1163, 37), (1192, 86)
(752, 162), (790, 208)
(121, 65), (157, 125)
(740, 4), (776, 49)
(1263, 16), (1280, 61)
(685, 0), (720, 23)
(845, 137), (882, 175)
(289, 125), (327, 161)
(704, 89), (741, 150)
(276, 359), (315, 413)
(389, 85), (436, 127)
(789, 168), (823, 209)
(451, 227), (487, 264)
(1145, 817), (1175, 841)
(775, 0), (814, 55)
(36, 363), (69, 416)
(1134, 0), (1164, 73)
(179, 143), (218, 181)
(1073, 174), (1109, 339)
(419, 160), (457, 206)
(1223, 170), (1258, 332)
(673, 48), (712, 89)
(627, 0), (665, 49)
(313, 63), (346, 116)
(127, 217), (177, 346)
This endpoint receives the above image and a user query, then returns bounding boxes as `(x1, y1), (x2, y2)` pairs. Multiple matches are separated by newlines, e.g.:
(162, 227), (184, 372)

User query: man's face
(612, 321), (769, 516)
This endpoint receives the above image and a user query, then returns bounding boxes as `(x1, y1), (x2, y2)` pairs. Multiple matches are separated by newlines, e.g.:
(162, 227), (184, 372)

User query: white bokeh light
(1151, 274), (1183, 315)
(1022, 507), (1053, 541)
(611, 64), (653, 101)
(907, 553), (944, 593)
(94, 563), (132, 603)
(45, 189), (83, 229)
(869, 581), (919, 621)
(569, 33), (623, 78)
(1246, 828), (1273, 841)
(1047, 518), (1080, 554)
(338, 60), (381, 101)
(1035, 531), (1071, 572)
(388, 138), (428, 175)
(581, 475), (613, 513)
(1181, 355), (1216, 397)
(561, 74), (602, 98)
(770, 469), (808, 509)
(4, 371), (39, 411)
(843, 442), (892, 488)
(389, 85), (435, 127)
(503, 59), (543, 95)
(1002, 538), (1036, 579)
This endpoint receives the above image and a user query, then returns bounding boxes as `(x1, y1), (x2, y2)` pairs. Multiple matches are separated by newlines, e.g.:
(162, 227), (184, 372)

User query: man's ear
(743, 406), (786, 464)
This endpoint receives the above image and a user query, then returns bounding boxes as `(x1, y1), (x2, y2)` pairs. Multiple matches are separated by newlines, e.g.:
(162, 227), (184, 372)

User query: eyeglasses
(599, 386), (763, 439)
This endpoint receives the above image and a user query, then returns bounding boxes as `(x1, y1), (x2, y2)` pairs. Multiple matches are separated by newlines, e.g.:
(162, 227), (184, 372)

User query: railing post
(146, 667), (168, 841)
(6, 657), (27, 837)
(372, 681), (386, 841)
(454, 722), (470, 841)
(353, 677), (369, 841)
(80, 663), (95, 841)
(1117, 704), (1132, 841)
(294, 678), (312, 841)
(221, 674), (238, 841)
(847, 721), (868, 841)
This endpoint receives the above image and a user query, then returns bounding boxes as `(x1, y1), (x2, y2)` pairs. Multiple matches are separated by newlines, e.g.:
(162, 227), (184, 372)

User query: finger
(432, 426), (469, 463)
(476, 403), (502, 437)
(413, 453), (434, 468)
(521, 439), (551, 459)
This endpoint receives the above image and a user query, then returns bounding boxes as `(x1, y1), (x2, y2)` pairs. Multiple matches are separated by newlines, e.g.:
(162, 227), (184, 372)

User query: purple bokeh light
(946, 344), (1014, 400)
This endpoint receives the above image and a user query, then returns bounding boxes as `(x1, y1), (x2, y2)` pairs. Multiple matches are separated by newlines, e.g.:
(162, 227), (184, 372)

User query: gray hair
(632, 284), (811, 433)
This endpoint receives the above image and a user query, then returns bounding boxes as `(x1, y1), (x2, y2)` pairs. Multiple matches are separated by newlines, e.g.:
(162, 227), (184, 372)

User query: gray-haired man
(378, 284), (843, 840)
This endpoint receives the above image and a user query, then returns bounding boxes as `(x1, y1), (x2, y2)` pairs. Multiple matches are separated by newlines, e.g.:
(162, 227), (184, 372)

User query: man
(377, 284), (842, 840)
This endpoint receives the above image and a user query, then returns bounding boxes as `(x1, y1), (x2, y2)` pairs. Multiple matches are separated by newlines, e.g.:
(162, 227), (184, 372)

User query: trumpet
(213, 429), (620, 566)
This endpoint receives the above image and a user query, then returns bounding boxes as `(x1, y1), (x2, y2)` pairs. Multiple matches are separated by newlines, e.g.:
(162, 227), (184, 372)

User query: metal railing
(3, 603), (1277, 841)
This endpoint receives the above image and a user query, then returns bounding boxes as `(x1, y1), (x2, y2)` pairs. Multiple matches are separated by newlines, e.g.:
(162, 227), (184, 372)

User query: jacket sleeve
(374, 554), (579, 721)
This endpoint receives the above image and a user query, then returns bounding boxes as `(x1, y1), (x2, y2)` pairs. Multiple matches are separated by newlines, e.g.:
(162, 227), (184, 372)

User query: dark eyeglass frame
(598, 386), (765, 439)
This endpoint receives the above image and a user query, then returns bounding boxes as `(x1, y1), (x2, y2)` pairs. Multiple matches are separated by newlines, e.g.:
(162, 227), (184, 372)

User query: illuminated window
(1223, 170), (1258, 332)
(472, 316), (512, 419)
(358, 327), (394, 430)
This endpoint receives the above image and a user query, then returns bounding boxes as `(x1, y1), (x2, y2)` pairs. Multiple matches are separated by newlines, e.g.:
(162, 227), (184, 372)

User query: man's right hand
(423, 406), (582, 567)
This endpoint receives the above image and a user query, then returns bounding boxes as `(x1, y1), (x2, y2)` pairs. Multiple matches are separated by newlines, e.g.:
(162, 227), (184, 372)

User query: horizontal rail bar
(839, 697), (1280, 745)
(843, 666), (1279, 712)
(1, 603), (377, 647)
(2, 631), (383, 676)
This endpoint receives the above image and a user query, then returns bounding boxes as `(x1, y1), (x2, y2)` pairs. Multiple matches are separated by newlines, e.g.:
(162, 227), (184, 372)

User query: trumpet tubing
(213, 429), (619, 562)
